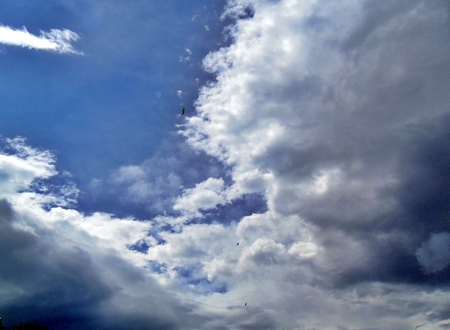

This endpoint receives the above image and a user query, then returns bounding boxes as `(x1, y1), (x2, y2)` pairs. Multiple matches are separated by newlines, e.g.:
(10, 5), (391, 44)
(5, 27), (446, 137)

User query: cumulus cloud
(108, 141), (227, 218)
(0, 24), (82, 54)
(0, 138), (181, 329)
(175, 0), (450, 327)
(173, 177), (227, 217)
(61, 0), (450, 326)
(96, 0), (450, 326)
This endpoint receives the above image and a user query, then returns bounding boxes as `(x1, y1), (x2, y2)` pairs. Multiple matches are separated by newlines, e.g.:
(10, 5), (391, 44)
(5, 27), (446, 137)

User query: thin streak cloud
(0, 25), (83, 54)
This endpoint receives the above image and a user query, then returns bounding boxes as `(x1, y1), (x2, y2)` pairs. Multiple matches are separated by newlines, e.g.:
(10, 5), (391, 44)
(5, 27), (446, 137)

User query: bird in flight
(236, 242), (240, 246)
(181, 107), (185, 115)
(245, 303), (247, 307)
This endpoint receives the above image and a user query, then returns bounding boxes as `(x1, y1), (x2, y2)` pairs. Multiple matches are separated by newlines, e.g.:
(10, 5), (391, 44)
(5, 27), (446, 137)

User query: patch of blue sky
(0, 0), (230, 218)
(148, 260), (168, 275)
(185, 192), (268, 226)
(128, 239), (150, 254)
(174, 264), (228, 295)
(21, 177), (79, 211)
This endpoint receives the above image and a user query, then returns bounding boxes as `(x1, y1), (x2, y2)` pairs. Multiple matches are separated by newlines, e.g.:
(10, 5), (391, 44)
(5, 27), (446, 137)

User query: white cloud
(0, 139), (152, 266)
(288, 241), (319, 260)
(173, 177), (227, 217)
(174, 0), (450, 327)
(0, 24), (82, 54)
(0, 137), (56, 195)
(242, 237), (288, 265)
(85, 0), (450, 322)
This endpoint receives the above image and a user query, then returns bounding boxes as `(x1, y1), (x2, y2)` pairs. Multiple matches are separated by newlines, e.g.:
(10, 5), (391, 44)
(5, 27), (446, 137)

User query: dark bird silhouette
(236, 242), (240, 246)
(245, 303), (247, 307)
(181, 107), (185, 115)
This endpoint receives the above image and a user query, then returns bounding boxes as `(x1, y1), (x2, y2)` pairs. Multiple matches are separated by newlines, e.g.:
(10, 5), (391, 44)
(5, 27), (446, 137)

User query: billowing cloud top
(0, 25), (82, 54)
(2, 0), (450, 329)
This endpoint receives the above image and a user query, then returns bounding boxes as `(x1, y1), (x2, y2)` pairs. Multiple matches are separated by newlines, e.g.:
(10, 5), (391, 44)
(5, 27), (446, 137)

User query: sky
(0, 0), (450, 329)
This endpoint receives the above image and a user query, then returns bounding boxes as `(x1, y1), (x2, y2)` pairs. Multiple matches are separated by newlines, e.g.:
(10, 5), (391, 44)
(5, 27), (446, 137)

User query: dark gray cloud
(0, 199), (111, 328)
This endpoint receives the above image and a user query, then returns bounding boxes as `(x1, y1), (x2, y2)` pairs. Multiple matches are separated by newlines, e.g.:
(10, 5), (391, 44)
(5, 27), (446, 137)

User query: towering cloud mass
(1, 0), (450, 329)
(0, 25), (82, 54)
(179, 0), (450, 327)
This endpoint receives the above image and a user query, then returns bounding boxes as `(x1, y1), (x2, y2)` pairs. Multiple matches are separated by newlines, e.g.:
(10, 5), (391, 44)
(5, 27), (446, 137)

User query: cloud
(0, 138), (179, 329)
(0, 137), (56, 194)
(3, 0), (450, 329)
(90, 0), (450, 326)
(0, 25), (82, 54)
(173, 177), (227, 217)
(416, 232), (450, 273)
(175, 0), (450, 327)
(107, 140), (227, 218)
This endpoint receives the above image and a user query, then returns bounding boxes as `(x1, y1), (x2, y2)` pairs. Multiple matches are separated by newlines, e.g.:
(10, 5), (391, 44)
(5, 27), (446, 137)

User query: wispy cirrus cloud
(0, 25), (82, 54)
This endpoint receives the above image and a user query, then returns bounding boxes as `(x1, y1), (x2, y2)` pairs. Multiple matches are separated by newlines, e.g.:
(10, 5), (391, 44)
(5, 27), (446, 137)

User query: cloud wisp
(0, 25), (82, 54)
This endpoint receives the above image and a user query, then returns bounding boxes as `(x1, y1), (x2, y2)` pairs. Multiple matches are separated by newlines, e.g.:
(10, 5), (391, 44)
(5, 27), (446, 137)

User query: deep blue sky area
(0, 0), (228, 204)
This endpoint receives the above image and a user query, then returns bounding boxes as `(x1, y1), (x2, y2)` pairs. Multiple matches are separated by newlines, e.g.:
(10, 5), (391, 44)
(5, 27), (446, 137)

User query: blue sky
(0, 0), (229, 212)
(1, 0), (450, 329)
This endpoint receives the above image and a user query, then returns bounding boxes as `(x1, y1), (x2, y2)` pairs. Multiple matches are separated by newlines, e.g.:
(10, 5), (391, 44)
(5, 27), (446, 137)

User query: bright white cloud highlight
(0, 25), (82, 54)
